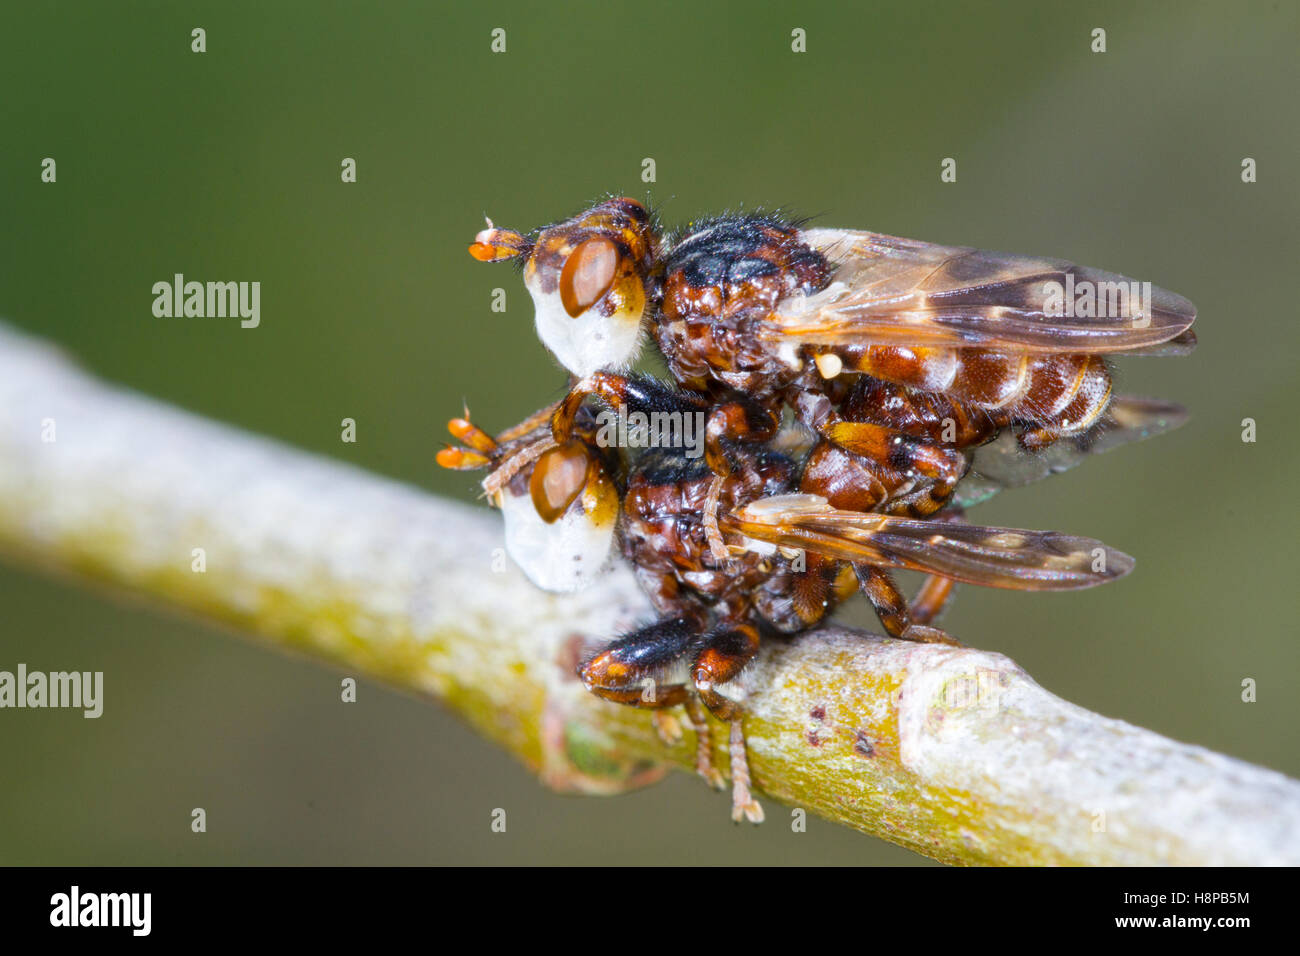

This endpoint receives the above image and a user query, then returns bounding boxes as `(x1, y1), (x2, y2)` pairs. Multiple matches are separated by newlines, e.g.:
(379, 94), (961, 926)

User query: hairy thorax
(653, 215), (831, 395)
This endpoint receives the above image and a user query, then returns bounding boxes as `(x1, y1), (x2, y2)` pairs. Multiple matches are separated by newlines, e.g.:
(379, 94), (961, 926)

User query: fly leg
(683, 695), (725, 791)
(910, 574), (957, 626)
(579, 616), (738, 795)
(495, 398), (564, 443)
(551, 372), (716, 555)
(576, 617), (701, 709)
(651, 710), (684, 746)
(728, 721), (761, 825)
(551, 371), (711, 448)
(691, 622), (764, 823)
(854, 564), (962, 646)
(907, 509), (967, 626)
(700, 399), (781, 560)
(551, 371), (779, 475)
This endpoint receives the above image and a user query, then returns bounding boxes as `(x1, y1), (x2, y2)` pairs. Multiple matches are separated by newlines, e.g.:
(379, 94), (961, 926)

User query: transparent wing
(955, 394), (1189, 508)
(724, 495), (1132, 590)
(765, 228), (1196, 353)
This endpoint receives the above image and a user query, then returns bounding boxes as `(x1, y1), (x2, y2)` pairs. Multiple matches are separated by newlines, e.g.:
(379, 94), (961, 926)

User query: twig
(1, 321), (1296, 865)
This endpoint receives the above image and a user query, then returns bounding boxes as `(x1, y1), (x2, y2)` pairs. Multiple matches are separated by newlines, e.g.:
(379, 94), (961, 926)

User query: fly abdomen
(1014, 354), (1112, 449)
(826, 346), (1113, 450)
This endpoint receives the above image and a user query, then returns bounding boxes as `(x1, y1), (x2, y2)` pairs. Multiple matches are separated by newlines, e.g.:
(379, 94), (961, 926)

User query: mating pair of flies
(439, 197), (1196, 821)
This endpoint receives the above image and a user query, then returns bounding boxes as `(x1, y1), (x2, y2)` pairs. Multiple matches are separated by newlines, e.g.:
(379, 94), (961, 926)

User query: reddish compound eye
(529, 442), (592, 523)
(559, 237), (619, 317)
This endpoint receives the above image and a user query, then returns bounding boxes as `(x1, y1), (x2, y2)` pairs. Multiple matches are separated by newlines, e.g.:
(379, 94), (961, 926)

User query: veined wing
(724, 495), (1132, 590)
(766, 228), (1196, 353)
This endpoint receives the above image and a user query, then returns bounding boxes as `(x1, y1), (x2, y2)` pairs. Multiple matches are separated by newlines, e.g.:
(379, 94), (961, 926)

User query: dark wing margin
(724, 495), (1133, 590)
(765, 228), (1196, 354)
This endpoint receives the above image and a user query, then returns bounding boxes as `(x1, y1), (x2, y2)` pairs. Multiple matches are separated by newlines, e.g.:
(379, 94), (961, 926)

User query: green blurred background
(1, 1), (1296, 864)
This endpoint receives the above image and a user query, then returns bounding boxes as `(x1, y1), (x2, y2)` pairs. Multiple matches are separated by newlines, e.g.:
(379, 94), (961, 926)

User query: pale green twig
(1, 322), (1297, 864)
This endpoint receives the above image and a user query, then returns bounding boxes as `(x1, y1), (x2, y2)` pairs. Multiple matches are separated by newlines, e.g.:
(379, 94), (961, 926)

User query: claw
(651, 710), (684, 746)
(731, 795), (765, 824)
(901, 623), (963, 647)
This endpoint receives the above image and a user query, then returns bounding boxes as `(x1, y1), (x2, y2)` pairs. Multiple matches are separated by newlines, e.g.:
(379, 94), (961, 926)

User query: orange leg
(577, 617), (700, 709)
(855, 564), (961, 646)
(690, 622), (765, 822)
(910, 574), (957, 626)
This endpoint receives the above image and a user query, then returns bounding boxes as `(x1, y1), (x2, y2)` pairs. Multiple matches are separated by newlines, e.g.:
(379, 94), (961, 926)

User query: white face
(526, 277), (644, 378)
(471, 199), (656, 377)
(498, 482), (617, 592)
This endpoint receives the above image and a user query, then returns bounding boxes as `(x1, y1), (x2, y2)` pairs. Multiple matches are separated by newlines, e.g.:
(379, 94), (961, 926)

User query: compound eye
(529, 442), (593, 523)
(559, 237), (619, 318)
